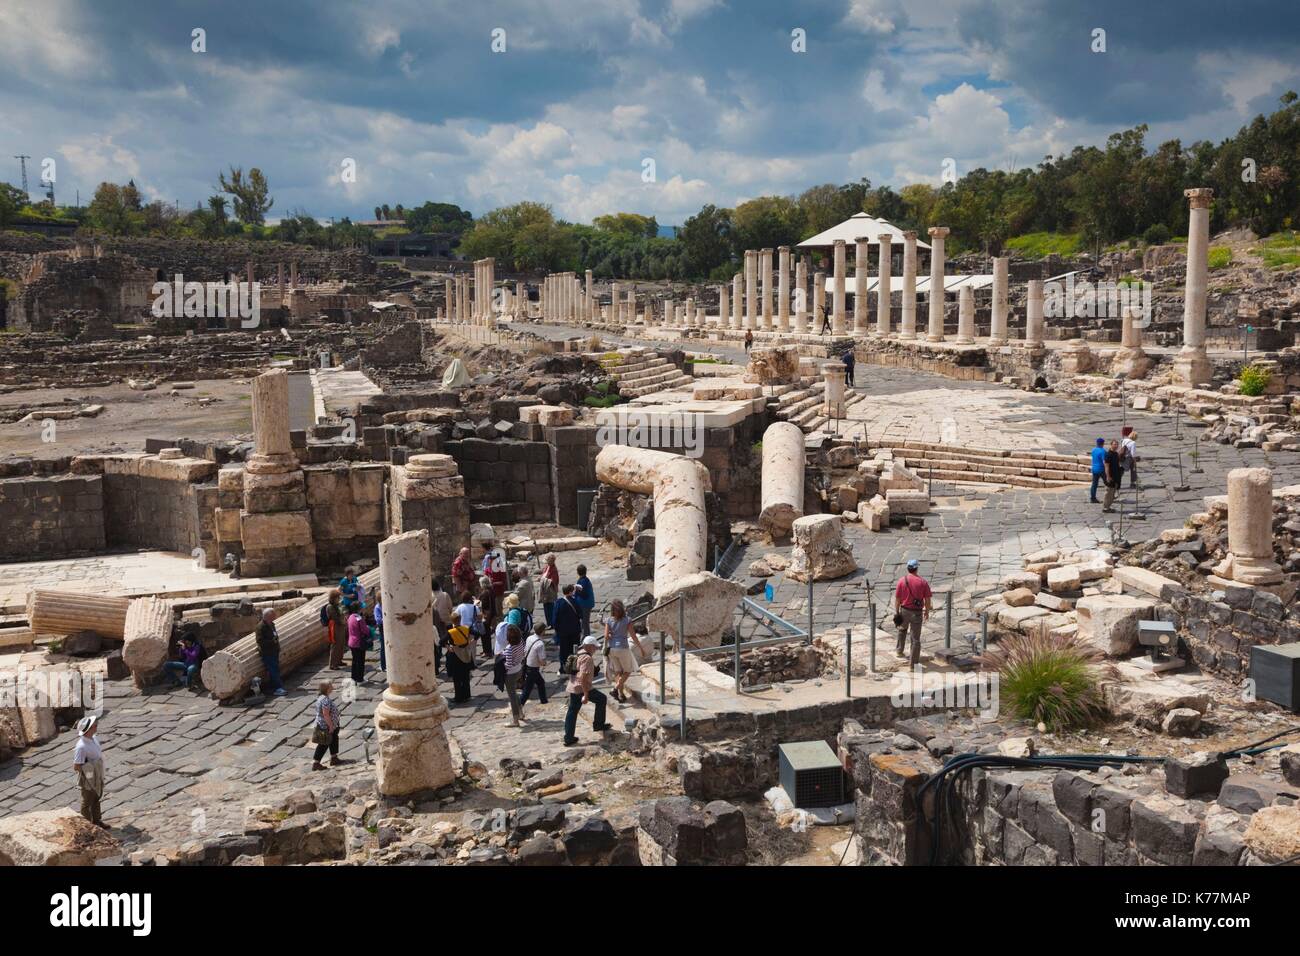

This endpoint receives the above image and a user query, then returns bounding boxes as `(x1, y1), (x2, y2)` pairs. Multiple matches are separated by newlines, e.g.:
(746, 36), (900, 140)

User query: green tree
(217, 166), (274, 224)
(678, 204), (732, 277)
(85, 182), (144, 235)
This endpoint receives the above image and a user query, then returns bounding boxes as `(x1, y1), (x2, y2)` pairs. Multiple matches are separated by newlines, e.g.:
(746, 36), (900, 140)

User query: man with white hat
(562, 635), (613, 746)
(72, 715), (106, 827)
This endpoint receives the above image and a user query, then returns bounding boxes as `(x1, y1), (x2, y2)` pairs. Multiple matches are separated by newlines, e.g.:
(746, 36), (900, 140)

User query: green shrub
(1237, 364), (1271, 396)
(1207, 246), (1233, 270)
(1258, 231), (1300, 270)
(1003, 232), (1083, 259)
(1142, 223), (1170, 245)
(979, 632), (1106, 732)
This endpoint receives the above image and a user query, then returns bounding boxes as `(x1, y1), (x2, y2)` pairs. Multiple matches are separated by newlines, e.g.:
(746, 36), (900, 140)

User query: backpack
(563, 653), (579, 676)
(518, 608), (534, 636)
(319, 604), (330, 627)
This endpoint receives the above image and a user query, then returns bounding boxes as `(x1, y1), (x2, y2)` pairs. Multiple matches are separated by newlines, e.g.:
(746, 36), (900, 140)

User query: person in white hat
(562, 635), (612, 746)
(72, 715), (106, 827)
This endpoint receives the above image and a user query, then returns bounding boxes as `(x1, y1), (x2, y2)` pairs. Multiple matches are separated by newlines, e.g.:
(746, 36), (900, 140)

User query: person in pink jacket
(346, 602), (369, 684)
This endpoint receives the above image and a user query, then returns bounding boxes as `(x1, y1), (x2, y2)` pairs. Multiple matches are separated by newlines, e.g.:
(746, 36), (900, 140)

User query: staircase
(877, 440), (1091, 488)
(601, 349), (694, 398)
(775, 380), (868, 433)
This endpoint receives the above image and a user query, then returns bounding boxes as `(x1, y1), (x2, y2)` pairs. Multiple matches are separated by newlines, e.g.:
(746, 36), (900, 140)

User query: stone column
(661, 297), (673, 329)
(241, 369), (315, 576)
(718, 284), (729, 332)
(1175, 187), (1214, 386)
(585, 270), (594, 322)
(26, 590), (129, 640)
(248, 368), (294, 469)
(121, 596), (172, 684)
(926, 227), (949, 342)
(374, 530), (455, 796)
(277, 262), (285, 305)
(776, 246), (791, 332)
(627, 289), (636, 324)
(1113, 305), (1153, 378)
(876, 233), (893, 336)
(899, 231), (918, 339)
(1025, 279), (1045, 348)
(745, 250), (757, 330)
(823, 360), (846, 417)
(813, 271), (825, 333)
(759, 421), (805, 539)
(989, 257), (1009, 345)
(484, 258), (496, 321)
(853, 237), (869, 334)
(760, 248), (774, 331)
(610, 282), (620, 324)
(955, 285), (975, 344)
(731, 273), (742, 329)
(444, 279), (454, 322)
(685, 297), (695, 329)
(1212, 468), (1283, 585)
(832, 240), (847, 335)
(794, 256), (808, 333)
(290, 261), (298, 289)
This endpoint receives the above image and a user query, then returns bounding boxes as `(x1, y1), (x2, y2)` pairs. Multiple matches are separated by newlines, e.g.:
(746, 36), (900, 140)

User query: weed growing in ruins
(583, 380), (626, 408)
(1256, 231), (1300, 269)
(1237, 364), (1272, 396)
(1208, 246), (1233, 270)
(978, 632), (1105, 732)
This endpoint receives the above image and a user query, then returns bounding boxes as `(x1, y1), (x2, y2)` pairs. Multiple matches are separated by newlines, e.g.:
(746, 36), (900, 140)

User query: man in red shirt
(893, 559), (932, 665)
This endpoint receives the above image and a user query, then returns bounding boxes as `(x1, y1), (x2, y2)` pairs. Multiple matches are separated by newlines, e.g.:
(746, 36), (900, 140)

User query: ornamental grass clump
(979, 631), (1107, 732)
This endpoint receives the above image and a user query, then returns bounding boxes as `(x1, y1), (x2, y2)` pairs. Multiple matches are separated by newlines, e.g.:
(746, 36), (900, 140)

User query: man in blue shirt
(574, 564), (596, 638)
(1089, 438), (1106, 504)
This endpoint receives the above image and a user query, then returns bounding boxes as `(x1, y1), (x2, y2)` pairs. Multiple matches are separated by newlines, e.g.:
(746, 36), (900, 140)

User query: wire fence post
(806, 576), (814, 646)
(659, 625), (666, 714)
(678, 598), (687, 741)
(869, 602), (877, 673)
(980, 612), (989, 655)
(733, 628), (741, 695)
(944, 590), (952, 648)
(844, 626), (852, 698)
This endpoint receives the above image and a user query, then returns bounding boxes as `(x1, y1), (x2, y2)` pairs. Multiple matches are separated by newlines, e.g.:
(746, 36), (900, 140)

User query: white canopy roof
(798, 212), (931, 250)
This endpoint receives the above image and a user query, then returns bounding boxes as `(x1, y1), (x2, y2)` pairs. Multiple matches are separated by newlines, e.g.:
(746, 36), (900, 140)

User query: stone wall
(303, 463), (388, 570)
(441, 437), (553, 524)
(0, 474), (104, 560)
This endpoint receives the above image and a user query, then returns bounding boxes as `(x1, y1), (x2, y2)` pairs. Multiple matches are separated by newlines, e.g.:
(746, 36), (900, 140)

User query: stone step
(888, 446), (1090, 476)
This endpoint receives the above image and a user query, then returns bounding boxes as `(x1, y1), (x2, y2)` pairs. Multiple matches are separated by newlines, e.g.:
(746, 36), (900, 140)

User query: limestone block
(1046, 565), (1082, 592)
(18, 703), (56, 746)
(879, 461), (924, 492)
(1243, 805), (1300, 864)
(0, 808), (122, 865)
(1003, 588), (1036, 607)
(857, 494), (890, 532)
(743, 347), (800, 385)
(1075, 594), (1156, 656)
(1112, 566), (1181, 601)
(139, 455), (219, 482)
(647, 571), (747, 648)
(1002, 570), (1042, 593)
(884, 489), (929, 515)
(788, 514), (857, 582)
(997, 605), (1049, 630)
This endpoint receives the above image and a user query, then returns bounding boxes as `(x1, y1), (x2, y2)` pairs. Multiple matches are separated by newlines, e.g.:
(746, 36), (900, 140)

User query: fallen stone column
(375, 530), (455, 796)
(201, 569), (380, 699)
(595, 445), (743, 646)
(121, 596), (175, 684)
(759, 422), (805, 538)
(26, 590), (129, 640)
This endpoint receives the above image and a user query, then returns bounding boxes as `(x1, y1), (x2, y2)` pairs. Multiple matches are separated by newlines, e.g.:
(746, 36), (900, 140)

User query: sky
(2, 0), (1299, 227)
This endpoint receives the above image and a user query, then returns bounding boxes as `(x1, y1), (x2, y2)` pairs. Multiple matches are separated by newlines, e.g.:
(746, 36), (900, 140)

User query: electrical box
(778, 741), (845, 808)
(1250, 644), (1300, 711)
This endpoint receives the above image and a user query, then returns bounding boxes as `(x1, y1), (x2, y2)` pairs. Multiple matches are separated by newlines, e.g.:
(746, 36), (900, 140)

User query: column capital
(853, 235), (869, 244)
(928, 226), (950, 239)
(901, 230), (917, 241)
(778, 245), (790, 253)
(833, 238), (846, 247)
(1184, 187), (1214, 208)
(877, 232), (892, 243)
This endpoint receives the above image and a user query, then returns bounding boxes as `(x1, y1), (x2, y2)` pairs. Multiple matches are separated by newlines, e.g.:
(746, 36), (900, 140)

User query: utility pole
(13, 155), (31, 199)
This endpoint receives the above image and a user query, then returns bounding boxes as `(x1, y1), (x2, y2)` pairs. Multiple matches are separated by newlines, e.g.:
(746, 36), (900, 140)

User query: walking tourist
(258, 608), (286, 696)
(842, 348), (856, 386)
(520, 622), (550, 705)
(515, 564), (536, 618)
(1089, 437), (1106, 504)
(893, 559), (932, 666)
(444, 610), (475, 705)
(310, 680), (344, 771)
(553, 583), (583, 677)
(574, 564), (596, 637)
(1121, 427), (1140, 489)
(451, 546), (477, 598)
(73, 715), (105, 828)
(603, 599), (644, 703)
(744, 329), (753, 352)
(563, 636), (612, 746)
(1102, 438), (1123, 513)
(540, 553), (560, 628)
(347, 602), (368, 684)
(820, 303), (832, 334)
(502, 625), (526, 726)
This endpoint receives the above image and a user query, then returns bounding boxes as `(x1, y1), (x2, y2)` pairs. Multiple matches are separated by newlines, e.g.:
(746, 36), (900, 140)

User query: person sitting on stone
(163, 634), (204, 689)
